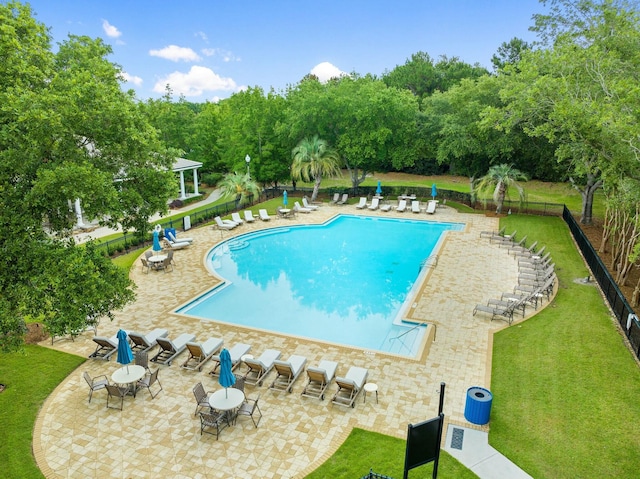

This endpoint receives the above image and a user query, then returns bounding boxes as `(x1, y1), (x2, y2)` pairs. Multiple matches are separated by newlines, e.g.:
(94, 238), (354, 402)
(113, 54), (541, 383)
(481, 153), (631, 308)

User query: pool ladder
(388, 322), (423, 353)
(419, 254), (438, 271)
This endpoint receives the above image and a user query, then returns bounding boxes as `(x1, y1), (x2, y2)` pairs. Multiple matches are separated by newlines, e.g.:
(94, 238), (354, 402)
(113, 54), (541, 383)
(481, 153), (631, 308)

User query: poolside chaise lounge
(128, 328), (169, 353)
(490, 230), (517, 244)
(331, 366), (369, 408)
(329, 193), (340, 204)
(151, 333), (196, 366)
(294, 201), (311, 213)
(380, 202), (392, 212)
(355, 197), (367, 209)
(231, 212), (244, 225)
(509, 239), (537, 256)
(395, 199), (407, 212)
(368, 197), (380, 210)
(425, 200), (437, 214)
(214, 216), (237, 230)
(301, 359), (338, 400)
(411, 200), (421, 213)
(336, 193), (349, 205)
(473, 301), (521, 325)
(244, 210), (256, 222)
(88, 332), (123, 360)
(269, 354), (307, 393)
(259, 209), (271, 221)
(480, 226), (506, 239)
(243, 348), (282, 386)
(162, 238), (190, 250)
(165, 230), (193, 244)
(209, 342), (252, 376)
(181, 337), (224, 371)
(302, 197), (319, 210)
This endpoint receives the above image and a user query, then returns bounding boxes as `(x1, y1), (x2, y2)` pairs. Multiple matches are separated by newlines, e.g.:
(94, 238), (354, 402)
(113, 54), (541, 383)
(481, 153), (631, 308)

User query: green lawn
(0, 345), (85, 479)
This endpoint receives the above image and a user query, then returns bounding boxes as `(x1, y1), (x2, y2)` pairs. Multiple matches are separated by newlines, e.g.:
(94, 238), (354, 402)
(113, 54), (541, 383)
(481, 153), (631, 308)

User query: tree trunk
(311, 175), (322, 202)
(599, 202), (613, 253)
(578, 174), (603, 225)
(345, 162), (367, 189)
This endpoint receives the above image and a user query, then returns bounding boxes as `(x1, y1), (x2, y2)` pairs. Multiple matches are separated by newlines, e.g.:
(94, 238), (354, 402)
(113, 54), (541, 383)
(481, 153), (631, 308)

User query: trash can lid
(467, 386), (492, 402)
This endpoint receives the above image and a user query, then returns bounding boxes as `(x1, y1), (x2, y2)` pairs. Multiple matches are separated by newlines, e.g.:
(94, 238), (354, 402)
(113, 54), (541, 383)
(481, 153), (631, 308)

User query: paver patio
(34, 204), (527, 478)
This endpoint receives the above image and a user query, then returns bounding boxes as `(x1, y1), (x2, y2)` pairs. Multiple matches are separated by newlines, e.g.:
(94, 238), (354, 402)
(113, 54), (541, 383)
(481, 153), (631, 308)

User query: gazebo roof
(173, 157), (203, 172)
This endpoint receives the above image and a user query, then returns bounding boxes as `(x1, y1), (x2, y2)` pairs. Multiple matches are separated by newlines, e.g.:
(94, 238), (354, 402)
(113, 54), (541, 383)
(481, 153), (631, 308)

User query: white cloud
(102, 20), (122, 38)
(310, 62), (346, 83)
(149, 45), (201, 62)
(195, 31), (208, 42)
(200, 47), (240, 62)
(121, 72), (143, 86)
(153, 66), (238, 97)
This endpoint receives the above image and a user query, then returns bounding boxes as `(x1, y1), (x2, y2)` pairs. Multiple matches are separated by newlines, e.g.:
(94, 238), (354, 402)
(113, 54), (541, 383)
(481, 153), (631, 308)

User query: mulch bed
(25, 322), (49, 344)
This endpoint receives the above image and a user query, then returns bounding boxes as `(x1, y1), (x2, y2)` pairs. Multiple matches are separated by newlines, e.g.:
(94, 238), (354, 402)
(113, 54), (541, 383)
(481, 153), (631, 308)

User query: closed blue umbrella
(152, 225), (162, 255)
(116, 329), (133, 373)
(376, 181), (382, 196)
(218, 348), (236, 398)
(432, 183), (437, 200)
(283, 190), (288, 207)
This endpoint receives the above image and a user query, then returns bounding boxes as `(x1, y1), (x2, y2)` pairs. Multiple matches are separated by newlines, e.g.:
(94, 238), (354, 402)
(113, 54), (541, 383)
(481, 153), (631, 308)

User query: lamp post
(245, 154), (251, 179)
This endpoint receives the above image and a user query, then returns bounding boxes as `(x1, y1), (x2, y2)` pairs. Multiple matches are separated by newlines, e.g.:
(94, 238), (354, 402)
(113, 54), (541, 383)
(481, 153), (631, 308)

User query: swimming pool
(176, 215), (463, 356)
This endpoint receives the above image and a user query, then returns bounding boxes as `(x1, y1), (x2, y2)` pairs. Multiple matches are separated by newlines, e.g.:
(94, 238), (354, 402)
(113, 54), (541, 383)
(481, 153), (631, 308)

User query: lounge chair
(128, 328), (169, 353)
(162, 238), (190, 251)
(355, 197), (367, 209)
(294, 201), (311, 213)
(395, 199), (407, 212)
(490, 230), (517, 244)
(181, 337), (224, 371)
(367, 197), (380, 210)
(209, 342), (252, 376)
(165, 229), (193, 244)
(269, 354), (307, 393)
(425, 200), (437, 214)
(302, 197), (319, 210)
(231, 212), (244, 225)
(301, 360), (338, 400)
(88, 333), (120, 360)
(472, 301), (520, 325)
(509, 240), (538, 256)
(243, 348), (282, 386)
(329, 193), (340, 204)
(259, 209), (271, 221)
(151, 333), (196, 366)
(380, 202), (392, 212)
(411, 200), (421, 213)
(214, 216), (237, 230)
(244, 210), (256, 222)
(331, 366), (369, 408)
(336, 193), (349, 205)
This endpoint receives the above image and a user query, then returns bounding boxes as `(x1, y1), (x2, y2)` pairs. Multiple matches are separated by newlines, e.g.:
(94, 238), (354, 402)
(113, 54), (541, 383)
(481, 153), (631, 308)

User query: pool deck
(34, 203), (538, 478)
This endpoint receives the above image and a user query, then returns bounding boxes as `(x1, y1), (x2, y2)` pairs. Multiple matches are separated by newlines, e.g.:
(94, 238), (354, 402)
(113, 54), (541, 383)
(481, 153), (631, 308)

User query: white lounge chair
(165, 230), (193, 244)
(209, 342), (252, 376)
(411, 200), (421, 213)
(425, 200), (437, 214)
(301, 359), (338, 400)
(214, 216), (236, 230)
(88, 332), (122, 360)
(368, 197), (380, 210)
(269, 354), (308, 393)
(332, 366), (369, 408)
(259, 209), (271, 221)
(294, 201), (311, 213)
(243, 348), (282, 386)
(395, 199), (407, 212)
(128, 328), (169, 353)
(231, 212), (244, 225)
(329, 193), (340, 204)
(380, 202), (392, 212)
(336, 193), (349, 205)
(181, 337), (224, 371)
(355, 197), (367, 209)
(302, 197), (319, 210)
(162, 238), (190, 250)
(151, 333), (196, 366)
(244, 210), (256, 222)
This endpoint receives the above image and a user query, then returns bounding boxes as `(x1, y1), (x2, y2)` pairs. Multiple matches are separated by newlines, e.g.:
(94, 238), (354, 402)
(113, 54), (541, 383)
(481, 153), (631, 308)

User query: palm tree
(218, 172), (260, 209)
(473, 164), (528, 214)
(291, 136), (341, 202)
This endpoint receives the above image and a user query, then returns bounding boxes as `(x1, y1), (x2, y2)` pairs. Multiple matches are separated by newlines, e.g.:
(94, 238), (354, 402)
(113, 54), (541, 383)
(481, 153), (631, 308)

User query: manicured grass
(305, 428), (477, 479)
(0, 345), (85, 479)
(491, 215), (640, 478)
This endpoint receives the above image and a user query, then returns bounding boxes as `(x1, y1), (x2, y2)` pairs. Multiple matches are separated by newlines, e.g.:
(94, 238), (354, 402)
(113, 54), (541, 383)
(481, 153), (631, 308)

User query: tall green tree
(0, 2), (175, 350)
(474, 164), (528, 214)
(491, 37), (532, 71)
(217, 172), (260, 208)
(291, 136), (341, 201)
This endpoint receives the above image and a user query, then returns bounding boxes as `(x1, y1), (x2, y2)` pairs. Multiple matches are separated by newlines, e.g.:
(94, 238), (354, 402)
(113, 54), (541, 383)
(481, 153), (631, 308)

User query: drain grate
(451, 427), (464, 450)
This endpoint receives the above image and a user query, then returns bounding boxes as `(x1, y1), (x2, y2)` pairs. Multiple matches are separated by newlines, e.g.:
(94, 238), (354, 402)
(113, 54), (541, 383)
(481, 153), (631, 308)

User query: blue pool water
(176, 215), (463, 356)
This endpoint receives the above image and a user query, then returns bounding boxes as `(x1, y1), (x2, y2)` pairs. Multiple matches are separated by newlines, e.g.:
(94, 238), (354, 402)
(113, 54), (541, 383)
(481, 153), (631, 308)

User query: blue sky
(24, 0), (547, 102)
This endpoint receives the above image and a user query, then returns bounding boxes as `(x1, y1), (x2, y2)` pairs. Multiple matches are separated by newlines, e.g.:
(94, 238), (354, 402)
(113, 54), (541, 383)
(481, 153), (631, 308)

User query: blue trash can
(464, 387), (493, 425)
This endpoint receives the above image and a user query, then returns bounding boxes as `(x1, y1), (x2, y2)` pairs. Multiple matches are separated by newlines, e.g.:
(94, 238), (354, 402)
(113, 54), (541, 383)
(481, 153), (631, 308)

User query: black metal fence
(562, 206), (640, 359)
